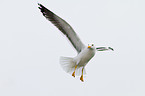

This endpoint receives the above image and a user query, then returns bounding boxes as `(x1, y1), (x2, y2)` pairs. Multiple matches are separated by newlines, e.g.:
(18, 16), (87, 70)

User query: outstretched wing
(38, 3), (85, 53)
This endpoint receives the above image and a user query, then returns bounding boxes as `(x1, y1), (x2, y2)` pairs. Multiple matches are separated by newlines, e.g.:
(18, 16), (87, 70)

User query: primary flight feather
(38, 3), (113, 82)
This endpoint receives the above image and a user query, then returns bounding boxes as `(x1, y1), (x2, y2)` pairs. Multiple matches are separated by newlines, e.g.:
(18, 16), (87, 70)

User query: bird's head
(88, 43), (95, 49)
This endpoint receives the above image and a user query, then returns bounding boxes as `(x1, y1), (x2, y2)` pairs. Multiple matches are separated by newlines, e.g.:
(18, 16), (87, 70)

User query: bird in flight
(38, 3), (114, 82)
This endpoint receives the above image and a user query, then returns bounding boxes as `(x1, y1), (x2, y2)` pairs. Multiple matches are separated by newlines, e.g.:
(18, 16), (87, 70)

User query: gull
(38, 3), (113, 82)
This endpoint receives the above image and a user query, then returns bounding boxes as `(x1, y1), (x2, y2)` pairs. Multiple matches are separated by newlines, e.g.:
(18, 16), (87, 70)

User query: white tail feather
(60, 56), (86, 76)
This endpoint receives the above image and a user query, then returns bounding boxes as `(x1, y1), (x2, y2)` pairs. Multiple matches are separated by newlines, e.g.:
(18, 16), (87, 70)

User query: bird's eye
(92, 44), (94, 46)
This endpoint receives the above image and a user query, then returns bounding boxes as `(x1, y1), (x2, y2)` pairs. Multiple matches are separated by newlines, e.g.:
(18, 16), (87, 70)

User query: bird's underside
(38, 3), (114, 82)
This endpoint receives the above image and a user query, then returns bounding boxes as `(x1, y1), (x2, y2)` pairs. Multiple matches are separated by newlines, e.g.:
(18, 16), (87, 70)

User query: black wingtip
(38, 7), (41, 9)
(37, 3), (45, 11)
(38, 3), (41, 6)
(38, 3), (43, 11)
(38, 3), (41, 9)
(37, 3), (55, 18)
(38, 3), (45, 8)
(109, 47), (114, 51)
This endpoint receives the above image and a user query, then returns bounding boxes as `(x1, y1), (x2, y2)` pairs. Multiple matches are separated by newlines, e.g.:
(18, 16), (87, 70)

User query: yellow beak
(88, 46), (91, 48)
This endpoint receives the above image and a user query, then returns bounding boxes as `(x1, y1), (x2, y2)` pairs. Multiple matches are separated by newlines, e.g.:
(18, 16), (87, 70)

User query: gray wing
(38, 3), (85, 53)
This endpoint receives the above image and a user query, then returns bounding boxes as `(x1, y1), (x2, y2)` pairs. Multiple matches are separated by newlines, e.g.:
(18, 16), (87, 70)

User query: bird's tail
(60, 56), (86, 76)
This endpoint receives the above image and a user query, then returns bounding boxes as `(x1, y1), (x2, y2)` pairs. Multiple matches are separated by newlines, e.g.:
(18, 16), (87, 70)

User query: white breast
(74, 47), (96, 66)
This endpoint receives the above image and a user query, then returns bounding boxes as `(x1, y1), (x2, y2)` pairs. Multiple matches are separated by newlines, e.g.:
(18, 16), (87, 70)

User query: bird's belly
(75, 49), (95, 66)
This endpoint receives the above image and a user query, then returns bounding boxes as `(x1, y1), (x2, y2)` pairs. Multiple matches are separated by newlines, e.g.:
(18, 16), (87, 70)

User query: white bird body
(60, 44), (96, 77)
(74, 47), (96, 66)
(38, 3), (113, 82)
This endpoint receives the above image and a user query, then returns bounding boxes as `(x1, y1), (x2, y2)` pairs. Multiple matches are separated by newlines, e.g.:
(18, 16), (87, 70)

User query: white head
(87, 43), (96, 49)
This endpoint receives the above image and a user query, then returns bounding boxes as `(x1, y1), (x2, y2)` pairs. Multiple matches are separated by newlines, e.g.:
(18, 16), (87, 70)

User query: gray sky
(0, 0), (145, 96)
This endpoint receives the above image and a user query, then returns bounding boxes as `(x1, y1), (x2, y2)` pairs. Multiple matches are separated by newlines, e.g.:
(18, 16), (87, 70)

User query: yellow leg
(72, 65), (77, 77)
(80, 68), (84, 82)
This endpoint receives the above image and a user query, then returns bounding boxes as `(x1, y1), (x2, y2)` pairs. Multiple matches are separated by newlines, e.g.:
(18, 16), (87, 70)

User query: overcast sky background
(0, 0), (145, 96)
